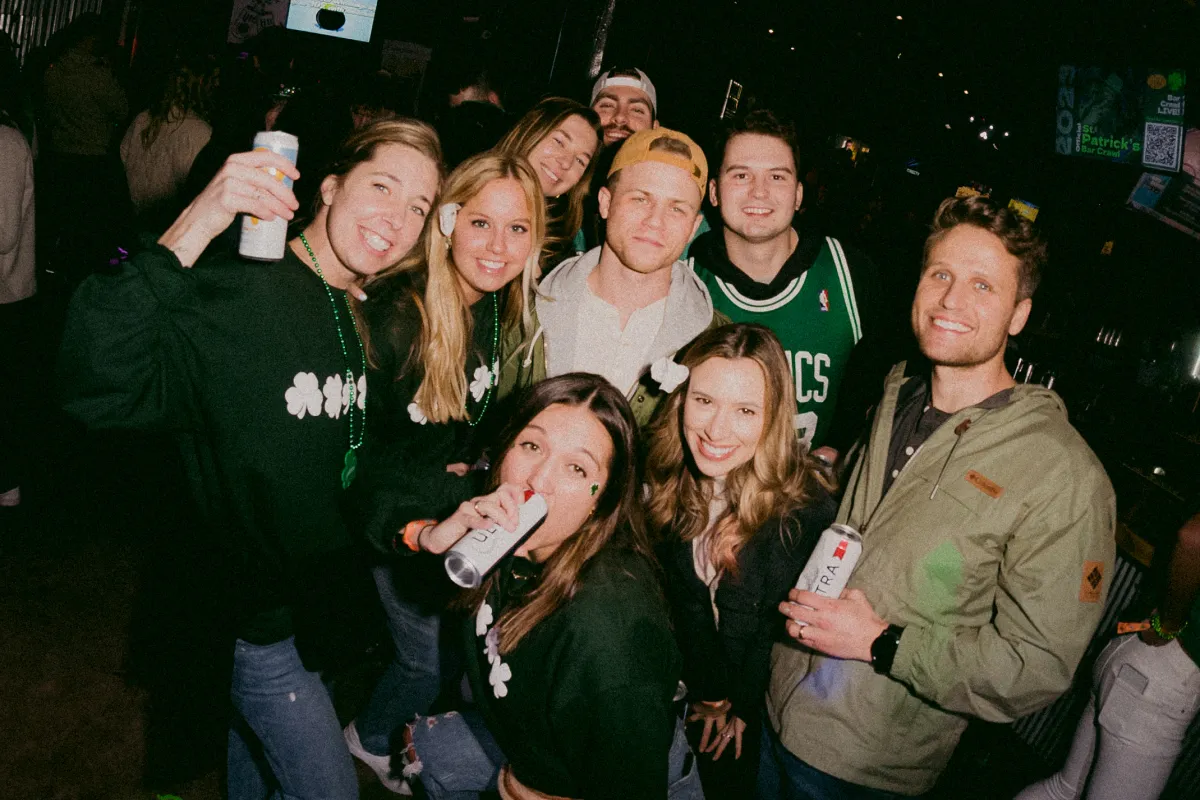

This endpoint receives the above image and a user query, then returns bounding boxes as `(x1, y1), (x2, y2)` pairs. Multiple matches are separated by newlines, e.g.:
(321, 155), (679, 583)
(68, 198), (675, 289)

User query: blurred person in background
(435, 57), (509, 169)
(121, 53), (218, 230)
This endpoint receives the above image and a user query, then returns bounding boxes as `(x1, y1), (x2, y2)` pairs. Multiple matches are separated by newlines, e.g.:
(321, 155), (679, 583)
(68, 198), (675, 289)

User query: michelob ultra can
(792, 523), (862, 626)
(238, 131), (299, 261)
(445, 491), (548, 589)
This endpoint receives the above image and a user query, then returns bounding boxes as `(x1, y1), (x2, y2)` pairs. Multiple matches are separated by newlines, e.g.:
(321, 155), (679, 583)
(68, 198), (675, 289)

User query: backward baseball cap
(608, 127), (708, 196)
(591, 67), (658, 114)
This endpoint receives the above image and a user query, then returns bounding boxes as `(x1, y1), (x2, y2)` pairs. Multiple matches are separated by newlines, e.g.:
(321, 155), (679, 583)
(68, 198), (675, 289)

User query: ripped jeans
(227, 637), (358, 800)
(1015, 633), (1200, 800)
(407, 709), (704, 800)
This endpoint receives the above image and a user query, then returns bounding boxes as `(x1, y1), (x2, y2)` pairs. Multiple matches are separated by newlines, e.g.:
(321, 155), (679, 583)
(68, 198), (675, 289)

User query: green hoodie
(767, 362), (1116, 795)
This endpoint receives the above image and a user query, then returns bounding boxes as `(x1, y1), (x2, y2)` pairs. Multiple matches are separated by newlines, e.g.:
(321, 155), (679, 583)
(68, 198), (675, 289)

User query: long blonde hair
(496, 97), (601, 265)
(645, 324), (833, 577)
(459, 373), (650, 654)
(411, 152), (545, 423)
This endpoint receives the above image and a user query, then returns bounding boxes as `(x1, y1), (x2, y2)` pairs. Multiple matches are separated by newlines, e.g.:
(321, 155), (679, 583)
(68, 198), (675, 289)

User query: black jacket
(662, 493), (836, 722)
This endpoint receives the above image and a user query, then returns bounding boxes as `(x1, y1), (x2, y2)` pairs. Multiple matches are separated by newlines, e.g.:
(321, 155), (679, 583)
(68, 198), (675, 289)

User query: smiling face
(502, 403), (614, 562)
(529, 113), (599, 197)
(319, 144), (440, 282)
(711, 133), (803, 244)
(598, 160), (703, 275)
(682, 356), (768, 479)
(450, 177), (534, 304)
(912, 224), (1032, 371)
(592, 85), (656, 146)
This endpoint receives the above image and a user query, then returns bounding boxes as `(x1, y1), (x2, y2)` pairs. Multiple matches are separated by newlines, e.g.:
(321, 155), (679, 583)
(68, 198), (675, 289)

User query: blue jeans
(227, 637), (357, 800)
(757, 720), (908, 800)
(411, 711), (704, 800)
(355, 563), (444, 756)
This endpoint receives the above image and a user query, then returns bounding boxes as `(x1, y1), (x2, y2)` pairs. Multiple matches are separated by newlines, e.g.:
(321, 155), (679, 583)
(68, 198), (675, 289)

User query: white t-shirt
(120, 110), (212, 214)
(572, 286), (667, 395)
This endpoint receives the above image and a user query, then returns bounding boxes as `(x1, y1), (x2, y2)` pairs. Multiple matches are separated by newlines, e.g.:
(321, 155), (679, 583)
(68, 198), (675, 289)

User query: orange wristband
(400, 519), (437, 552)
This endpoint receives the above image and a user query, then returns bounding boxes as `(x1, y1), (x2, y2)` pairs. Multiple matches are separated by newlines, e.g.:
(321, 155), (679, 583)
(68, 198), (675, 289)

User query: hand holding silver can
(791, 523), (863, 627)
(239, 131), (300, 261)
(445, 491), (548, 588)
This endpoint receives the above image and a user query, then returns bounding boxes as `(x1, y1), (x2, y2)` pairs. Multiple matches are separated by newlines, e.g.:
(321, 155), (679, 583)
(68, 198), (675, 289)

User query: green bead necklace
(299, 233), (367, 489)
(468, 292), (500, 428)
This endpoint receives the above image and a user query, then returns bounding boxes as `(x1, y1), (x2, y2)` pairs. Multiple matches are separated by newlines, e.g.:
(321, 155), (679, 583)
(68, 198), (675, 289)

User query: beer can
(792, 523), (863, 626)
(238, 131), (299, 261)
(445, 491), (548, 589)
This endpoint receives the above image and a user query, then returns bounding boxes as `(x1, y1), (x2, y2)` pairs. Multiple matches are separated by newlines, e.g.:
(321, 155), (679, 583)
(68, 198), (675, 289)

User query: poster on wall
(228, 0), (289, 44)
(1055, 66), (1187, 171)
(1128, 128), (1200, 241)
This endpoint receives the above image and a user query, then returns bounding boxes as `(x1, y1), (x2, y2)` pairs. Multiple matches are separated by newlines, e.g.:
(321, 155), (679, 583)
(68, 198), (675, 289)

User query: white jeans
(1015, 633), (1200, 800)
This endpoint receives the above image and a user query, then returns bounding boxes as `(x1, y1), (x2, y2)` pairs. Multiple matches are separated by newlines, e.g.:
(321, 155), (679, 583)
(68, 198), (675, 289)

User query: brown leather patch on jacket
(1079, 561), (1105, 603)
(965, 470), (1004, 499)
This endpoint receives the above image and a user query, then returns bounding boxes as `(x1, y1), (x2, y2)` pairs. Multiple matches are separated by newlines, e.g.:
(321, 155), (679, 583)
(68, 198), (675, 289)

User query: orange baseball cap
(608, 127), (708, 196)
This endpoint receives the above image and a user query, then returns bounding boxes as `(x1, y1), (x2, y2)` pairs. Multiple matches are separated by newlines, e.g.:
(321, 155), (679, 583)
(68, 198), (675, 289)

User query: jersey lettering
(786, 350), (831, 404)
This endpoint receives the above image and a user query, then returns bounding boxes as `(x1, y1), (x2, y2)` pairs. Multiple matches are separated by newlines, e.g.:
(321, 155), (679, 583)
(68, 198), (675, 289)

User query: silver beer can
(792, 523), (863, 626)
(238, 131), (299, 261)
(445, 492), (549, 589)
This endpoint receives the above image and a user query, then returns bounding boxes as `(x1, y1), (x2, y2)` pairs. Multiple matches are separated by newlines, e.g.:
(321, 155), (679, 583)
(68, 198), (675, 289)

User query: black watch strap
(871, 624), (905, 675)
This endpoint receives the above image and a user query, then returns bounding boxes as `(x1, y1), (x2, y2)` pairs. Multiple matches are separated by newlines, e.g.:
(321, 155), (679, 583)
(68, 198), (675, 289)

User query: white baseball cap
(590, 67), (657, 114)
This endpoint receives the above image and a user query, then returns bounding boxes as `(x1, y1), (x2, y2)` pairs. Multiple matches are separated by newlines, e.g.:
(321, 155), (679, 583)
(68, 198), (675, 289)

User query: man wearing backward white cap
(590, 66), (659, 147)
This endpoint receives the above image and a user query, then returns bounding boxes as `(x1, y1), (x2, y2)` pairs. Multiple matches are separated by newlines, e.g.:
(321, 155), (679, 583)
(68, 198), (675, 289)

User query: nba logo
(818, 289), (830, 312)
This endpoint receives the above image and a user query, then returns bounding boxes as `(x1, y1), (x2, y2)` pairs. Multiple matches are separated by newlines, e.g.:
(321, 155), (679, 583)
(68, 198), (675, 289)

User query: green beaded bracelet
(1150, 612), (1188, 641)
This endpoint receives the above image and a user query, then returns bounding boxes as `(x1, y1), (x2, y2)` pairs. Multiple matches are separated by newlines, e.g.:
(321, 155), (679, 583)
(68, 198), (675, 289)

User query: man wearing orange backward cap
(499, 127), (726, 427)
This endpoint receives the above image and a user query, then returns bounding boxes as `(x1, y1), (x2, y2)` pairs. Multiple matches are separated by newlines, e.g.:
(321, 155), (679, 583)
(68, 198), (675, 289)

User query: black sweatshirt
(58, 240), (371, 644)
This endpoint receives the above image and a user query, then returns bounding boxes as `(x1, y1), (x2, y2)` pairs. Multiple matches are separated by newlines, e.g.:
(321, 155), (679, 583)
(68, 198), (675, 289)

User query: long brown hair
(463, 373), (649, 654)
(496, 97), (601, 264)
(141, 55), (218, 148)
(644, 324), (833, 577)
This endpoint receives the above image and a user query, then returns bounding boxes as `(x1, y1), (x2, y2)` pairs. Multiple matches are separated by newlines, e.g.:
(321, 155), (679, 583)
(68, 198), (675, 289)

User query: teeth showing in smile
(743, 207), (772, 215)
(699, 440), (736, 459)
(541, 165), (560, 184)
(933, 318), (970, 333)
(363, 231), (391, 252)
(479, 259), (505, 271)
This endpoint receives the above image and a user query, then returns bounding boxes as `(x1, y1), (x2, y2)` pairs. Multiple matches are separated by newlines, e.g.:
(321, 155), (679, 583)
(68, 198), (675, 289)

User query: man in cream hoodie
(499, 127), (723, 426)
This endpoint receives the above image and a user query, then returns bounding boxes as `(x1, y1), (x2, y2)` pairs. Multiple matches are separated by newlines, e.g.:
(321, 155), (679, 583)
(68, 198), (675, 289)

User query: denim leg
(409, 709), (505, 800)
(667, 715), (706, 800)
(756, 719), (906, 800)
(228, 637), (358, 800)
(355, 563), (444, 755)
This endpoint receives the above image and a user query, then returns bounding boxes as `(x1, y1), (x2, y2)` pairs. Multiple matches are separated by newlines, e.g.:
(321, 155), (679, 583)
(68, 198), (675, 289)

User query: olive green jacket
(766, 362), (1116, 795)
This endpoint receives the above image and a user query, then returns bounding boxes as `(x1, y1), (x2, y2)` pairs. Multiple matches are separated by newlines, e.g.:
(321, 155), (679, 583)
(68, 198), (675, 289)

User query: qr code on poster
(1143, 122), (1182, 171)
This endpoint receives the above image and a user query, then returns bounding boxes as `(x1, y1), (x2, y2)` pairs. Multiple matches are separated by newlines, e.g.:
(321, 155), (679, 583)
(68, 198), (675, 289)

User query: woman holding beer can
(59, 119), (443, 800)
(394, 373), (701, 800)
(340, 150), (548, 792)
(644, 323), (836, 797)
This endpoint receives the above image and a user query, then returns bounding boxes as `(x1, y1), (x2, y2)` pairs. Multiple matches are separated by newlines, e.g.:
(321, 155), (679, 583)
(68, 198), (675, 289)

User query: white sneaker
(344, 720), (412, 795)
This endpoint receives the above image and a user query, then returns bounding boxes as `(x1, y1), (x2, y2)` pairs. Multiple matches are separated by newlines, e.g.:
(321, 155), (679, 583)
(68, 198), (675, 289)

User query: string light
(963, 89), (969, 95)
(896, 15), (903, 20)
(937, 72), (944, 77)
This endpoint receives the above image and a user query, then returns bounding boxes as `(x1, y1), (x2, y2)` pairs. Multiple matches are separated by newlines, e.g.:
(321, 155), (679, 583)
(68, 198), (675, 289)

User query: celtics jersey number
(695, 237), (861, 449)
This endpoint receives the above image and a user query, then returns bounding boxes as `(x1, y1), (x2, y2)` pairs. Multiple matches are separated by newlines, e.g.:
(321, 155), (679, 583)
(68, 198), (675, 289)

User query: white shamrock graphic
(323, 374), (345, 419)
(285, 372), (322, 419)
(489, 659), (512, 698)
(484, 627), (500, 665)
(476, 602), (494, 636)
(356, 374), (367, 410)
(469, 364), (495, 402)
(408, 402), (428, 425)
(650, 355), (690, 393)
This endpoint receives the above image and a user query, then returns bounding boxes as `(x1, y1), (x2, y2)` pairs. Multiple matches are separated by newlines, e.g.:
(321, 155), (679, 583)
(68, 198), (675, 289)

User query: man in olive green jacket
(767, 197), (1116, 797)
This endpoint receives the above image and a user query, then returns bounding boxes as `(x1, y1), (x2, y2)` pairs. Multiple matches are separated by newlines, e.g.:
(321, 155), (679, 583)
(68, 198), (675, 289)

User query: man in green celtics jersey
(689, 109), (884, 455)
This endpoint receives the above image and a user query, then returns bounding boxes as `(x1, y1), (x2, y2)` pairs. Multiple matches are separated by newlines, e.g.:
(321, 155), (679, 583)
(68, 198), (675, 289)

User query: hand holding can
(791, 524), (863, 627)
(445, 491), (548, 588)
(239, 131), (301, 261)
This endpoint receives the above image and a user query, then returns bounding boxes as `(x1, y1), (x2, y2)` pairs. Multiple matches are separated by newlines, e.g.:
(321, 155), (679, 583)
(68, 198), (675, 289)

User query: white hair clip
(438, 203), (461, 238)
(650, 355), (690, 393)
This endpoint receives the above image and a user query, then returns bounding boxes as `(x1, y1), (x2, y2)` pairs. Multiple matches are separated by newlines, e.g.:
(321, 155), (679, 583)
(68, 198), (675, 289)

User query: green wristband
(1150, 612), (1187, 641)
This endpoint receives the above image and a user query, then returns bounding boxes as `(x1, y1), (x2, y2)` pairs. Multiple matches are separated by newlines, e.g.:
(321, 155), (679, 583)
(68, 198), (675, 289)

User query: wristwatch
(871, 624), (905, 675)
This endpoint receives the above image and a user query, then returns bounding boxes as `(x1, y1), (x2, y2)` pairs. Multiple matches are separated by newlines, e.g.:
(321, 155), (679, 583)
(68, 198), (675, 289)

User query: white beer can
(792, 523), (863, 626)
(444, 491), (549, 589)
(238, 131), (299, 261)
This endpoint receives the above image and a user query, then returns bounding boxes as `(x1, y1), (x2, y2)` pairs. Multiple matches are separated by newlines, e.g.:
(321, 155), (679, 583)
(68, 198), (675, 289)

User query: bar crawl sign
(1056, 66), (1187, 171)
